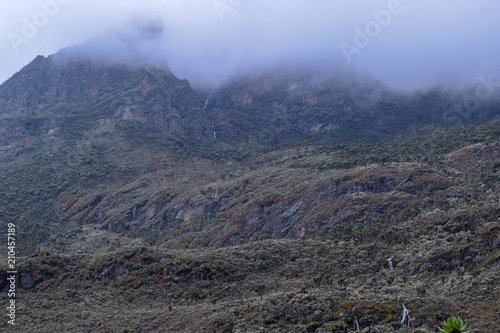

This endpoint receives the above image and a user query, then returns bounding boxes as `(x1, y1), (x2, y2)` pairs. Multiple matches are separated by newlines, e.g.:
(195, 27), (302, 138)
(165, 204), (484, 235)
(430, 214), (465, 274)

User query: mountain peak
(0, 53), (210, 140)
(0, 55), (166, 104)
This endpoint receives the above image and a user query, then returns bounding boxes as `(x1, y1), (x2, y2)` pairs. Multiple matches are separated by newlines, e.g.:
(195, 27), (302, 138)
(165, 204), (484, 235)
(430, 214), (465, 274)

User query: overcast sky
(1, 0), (499, 90)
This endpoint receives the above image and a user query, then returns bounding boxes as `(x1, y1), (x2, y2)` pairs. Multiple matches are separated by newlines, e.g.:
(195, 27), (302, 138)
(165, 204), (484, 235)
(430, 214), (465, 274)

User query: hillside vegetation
(0, 55), (499, 332)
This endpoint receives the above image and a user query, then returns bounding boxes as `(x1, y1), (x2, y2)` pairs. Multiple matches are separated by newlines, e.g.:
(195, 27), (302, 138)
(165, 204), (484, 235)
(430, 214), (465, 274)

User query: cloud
(54, 15), (167, 68)
(1, 0), (499, 91)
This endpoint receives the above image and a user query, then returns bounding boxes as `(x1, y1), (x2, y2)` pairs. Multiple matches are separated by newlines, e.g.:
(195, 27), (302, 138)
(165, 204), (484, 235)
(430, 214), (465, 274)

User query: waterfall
(203, 86), (216, 111)
(387, 257), (393, 271)
(401, 304), (411, 327)
(353, 305), (360, 332)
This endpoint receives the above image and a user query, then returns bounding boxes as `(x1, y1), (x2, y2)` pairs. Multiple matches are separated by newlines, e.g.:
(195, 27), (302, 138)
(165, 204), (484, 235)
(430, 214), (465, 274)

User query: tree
(255, 284), (265, 300)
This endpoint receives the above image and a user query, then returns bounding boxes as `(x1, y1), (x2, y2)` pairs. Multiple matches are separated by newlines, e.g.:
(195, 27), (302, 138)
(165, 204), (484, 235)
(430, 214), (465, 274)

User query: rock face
(60, 164), (459, 249)
(203, 71), (500, 144)
(0, 54), (210, 140)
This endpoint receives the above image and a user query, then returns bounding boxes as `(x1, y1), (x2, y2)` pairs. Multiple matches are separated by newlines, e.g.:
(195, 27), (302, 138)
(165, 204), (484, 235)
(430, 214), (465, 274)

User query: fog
(1, 0), (500, 91)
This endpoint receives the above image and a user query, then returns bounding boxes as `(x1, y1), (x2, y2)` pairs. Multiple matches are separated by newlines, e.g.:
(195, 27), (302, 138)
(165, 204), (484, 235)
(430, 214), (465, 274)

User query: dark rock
(20, 272), (36, 289)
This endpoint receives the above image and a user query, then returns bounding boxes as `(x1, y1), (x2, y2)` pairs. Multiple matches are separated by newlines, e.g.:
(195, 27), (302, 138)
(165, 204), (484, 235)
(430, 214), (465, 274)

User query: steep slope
(52, 118), (500, 251)
(0, 54), (211, 253)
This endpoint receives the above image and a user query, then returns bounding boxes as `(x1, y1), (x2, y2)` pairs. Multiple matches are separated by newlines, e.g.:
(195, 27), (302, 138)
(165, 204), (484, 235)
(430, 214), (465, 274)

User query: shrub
(329, 320), (348, 333)
(65, 289), (78, 298)
(313, 274), (322, 287)
(255, 284), (266, 300)
(438, 317), (469, 333)
(305, 321), (321, 332)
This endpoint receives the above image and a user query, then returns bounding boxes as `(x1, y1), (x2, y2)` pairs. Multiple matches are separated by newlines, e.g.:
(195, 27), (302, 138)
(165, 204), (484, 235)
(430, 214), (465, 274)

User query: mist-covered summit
(203, 69), (500, 144)
(2, 47), (500, 149)
(2, 12), (499, 145)
(0, 53), (211, 143)
(0, 16), (171, 104)
(1, 14), (500, 148)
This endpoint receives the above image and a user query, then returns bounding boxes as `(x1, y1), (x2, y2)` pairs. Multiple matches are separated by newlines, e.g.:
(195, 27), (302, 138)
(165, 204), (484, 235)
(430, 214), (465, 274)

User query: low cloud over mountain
(1, 0), (500, 90)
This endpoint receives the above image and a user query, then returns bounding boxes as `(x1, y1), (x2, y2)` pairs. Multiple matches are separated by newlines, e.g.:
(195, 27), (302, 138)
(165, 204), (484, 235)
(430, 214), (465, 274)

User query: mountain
(0, 52), (499, 333)
(199, 70), (500, 145)
(0, 53), (210, 139)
